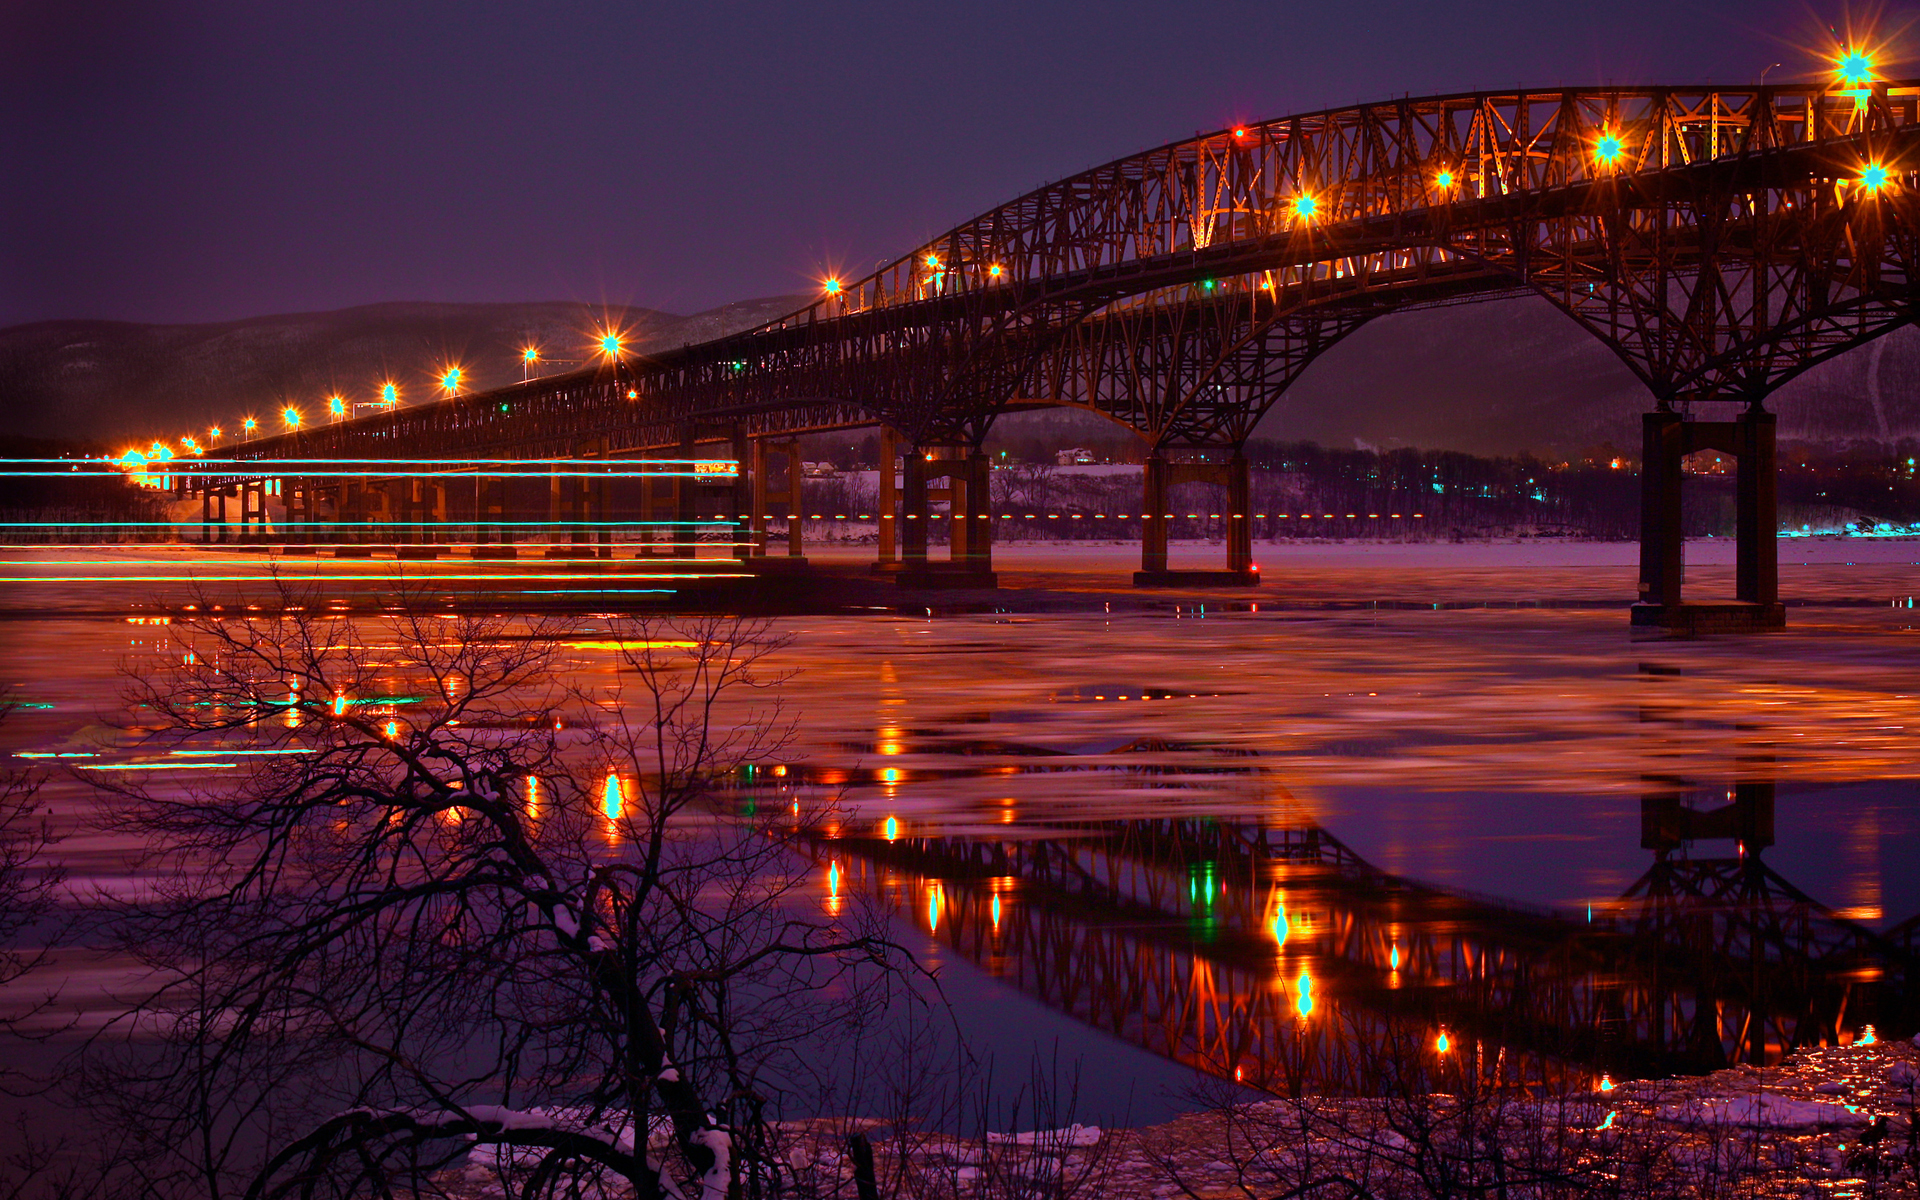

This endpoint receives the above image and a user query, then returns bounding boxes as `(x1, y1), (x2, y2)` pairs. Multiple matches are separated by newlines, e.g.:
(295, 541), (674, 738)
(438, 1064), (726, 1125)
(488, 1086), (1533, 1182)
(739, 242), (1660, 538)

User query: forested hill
(0, 296), (806, 444)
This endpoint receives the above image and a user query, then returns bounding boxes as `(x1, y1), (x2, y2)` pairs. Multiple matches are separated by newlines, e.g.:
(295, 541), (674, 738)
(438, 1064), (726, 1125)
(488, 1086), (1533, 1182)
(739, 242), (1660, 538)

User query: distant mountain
(1, 293), (1910, 455)
(0, 297), (807, 446)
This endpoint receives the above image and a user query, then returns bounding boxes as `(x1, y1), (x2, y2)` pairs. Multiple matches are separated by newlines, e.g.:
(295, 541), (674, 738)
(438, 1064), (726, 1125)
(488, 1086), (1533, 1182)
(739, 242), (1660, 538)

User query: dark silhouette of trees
(80, 593), (907, 1199)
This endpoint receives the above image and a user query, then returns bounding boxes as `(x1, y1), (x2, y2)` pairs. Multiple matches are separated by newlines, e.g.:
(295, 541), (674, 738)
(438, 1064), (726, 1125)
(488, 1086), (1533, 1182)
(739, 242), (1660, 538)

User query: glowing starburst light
(381, 382), (398, 406)
(522, 346), (539, 364)
(823, 277), (842, 295)
(1293, 193), (1317, 219)
(1436, 1031), (1452, 1053)
(988, 264), (1003, 277)
(283, 407), (301, 428)
(1595, 133), (1624, 164)
(209, 426), (222, 439)
(244, 417), (258, 432)
(599, 332), (623, 359)
(602, 772), (622, 820)
(1435, 169), (1455, 189)
(440, 367), (463, 394)
(328, 395), (345, 416)
(1838, 49), (1874, 87)
(1859, 162), (1891, 193)
(925, 254), (940, 268)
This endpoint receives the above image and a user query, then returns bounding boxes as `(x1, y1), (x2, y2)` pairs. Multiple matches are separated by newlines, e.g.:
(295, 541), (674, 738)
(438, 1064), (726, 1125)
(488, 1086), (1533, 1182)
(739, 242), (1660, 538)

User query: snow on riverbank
(439, 1035), (1920, 1198)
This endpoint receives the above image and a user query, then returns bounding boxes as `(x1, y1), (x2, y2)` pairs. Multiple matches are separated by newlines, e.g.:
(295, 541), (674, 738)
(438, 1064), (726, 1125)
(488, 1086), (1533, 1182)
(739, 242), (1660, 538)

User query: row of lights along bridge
(127, 48), (1890, 473)
(121, 331), (630, 470)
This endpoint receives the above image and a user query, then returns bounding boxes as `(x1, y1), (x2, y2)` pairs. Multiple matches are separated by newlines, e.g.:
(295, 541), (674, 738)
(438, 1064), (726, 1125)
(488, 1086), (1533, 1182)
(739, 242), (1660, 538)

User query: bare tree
(78, 589), (909, 1199)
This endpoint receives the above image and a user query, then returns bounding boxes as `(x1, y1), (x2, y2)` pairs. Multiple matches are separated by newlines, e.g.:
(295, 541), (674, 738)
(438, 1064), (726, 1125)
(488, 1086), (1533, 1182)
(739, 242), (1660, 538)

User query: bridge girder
(212, 83), (1920, 469)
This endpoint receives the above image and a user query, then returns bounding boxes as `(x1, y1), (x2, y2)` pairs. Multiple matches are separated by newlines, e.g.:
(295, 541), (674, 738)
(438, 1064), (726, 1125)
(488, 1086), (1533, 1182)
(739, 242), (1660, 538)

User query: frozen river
(4, 539), (1919, 1121)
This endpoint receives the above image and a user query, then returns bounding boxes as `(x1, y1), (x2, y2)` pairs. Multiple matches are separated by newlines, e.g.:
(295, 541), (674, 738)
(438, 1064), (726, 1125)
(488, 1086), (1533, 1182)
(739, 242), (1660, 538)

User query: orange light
(1293, 193), (1317, 219)
(599, 331), (623, 359)
(1436, 1031), (1451, 1053)
(1595, 133), (1624, 164)
(328, 395), (344, 416)
(925, 254), (940, 268)
(988, 264), (1003, 277)
(602, 772), (622, 820)
(440, 367), (463, 394)
(1859, 162), (1892, 193)
(1435, 169), (1454, 189)
(1232, 126), (1247, 138)
(824, 277), (842, 295)
(283, 407), (301, 428)
(522, 346), (539, 363)
(1294, 971), (1314, 1018)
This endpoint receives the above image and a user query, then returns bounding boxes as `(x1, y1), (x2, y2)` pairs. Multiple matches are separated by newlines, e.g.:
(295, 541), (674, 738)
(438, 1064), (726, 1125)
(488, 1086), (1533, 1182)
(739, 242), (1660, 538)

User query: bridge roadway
(169, 81), (1920, 627)
(800, 783), (1914, 1096)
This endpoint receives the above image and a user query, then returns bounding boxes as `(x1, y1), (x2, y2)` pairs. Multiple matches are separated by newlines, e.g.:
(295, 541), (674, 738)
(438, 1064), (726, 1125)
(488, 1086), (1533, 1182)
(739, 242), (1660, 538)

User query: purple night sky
(0, 0), (1877, 327)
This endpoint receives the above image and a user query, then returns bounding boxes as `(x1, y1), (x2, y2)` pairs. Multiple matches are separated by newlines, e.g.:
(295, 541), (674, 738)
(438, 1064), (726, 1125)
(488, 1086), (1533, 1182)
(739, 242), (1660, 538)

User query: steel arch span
(187, 80), (1920, 617)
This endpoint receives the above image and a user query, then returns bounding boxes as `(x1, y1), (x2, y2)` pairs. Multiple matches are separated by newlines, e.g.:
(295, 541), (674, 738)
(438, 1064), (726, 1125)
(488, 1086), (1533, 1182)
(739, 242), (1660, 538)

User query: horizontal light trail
(79, 761), (240, 771)
(169, 749), (313, 757)
(7, 458), (732, 466)
(0, 520), (737, 528)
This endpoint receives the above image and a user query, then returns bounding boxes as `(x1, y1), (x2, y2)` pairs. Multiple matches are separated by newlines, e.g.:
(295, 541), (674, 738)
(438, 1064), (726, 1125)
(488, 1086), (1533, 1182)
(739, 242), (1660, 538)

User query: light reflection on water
(4, 600), (1919, 1106)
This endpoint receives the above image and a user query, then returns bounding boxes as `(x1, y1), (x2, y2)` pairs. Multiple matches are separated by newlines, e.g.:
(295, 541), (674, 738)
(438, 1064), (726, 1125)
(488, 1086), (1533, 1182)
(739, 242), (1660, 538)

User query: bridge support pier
(239, 480), (268, 548)
(1631, 408), (1782, 634)
(871, 428), (902, 574)
(744, 437), (806, 569)
(200, 486), (229, 545)
(471, 475), (517, 559)
(1134, 451), (1259, 587)
(895, 447), (996, 588)
(397, 479), (442, 559)
(283, 480), (316, 554)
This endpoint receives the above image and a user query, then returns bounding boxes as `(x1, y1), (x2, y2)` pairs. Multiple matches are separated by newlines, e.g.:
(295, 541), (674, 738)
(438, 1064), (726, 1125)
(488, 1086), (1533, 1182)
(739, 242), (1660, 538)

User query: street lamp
(522, 346), (540, 381)
(440, 367), (463, 397)
(244, 417), (258, 441)
(283, 407), (301, 429)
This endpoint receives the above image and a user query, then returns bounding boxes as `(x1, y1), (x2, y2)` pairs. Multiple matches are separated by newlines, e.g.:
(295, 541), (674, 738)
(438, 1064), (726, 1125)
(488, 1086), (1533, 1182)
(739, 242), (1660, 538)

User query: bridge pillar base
(896, 566), (998, 590)
(743, 556), (809, 574)
(395, 546), (442, 560)
(1630, 602), (1785, 636)
(332, 546), (375, 558)
(1133, 568), (1261, 588)
(470, 546), (519, 560)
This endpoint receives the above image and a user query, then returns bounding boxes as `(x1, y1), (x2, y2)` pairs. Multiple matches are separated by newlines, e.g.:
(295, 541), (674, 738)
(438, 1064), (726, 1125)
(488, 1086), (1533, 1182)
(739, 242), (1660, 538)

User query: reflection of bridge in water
(808, 781), (1915, 1095)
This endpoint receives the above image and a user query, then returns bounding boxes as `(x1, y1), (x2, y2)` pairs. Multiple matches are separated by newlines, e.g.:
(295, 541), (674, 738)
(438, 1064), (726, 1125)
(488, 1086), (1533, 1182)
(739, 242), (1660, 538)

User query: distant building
(1055, 447), (1096, 466)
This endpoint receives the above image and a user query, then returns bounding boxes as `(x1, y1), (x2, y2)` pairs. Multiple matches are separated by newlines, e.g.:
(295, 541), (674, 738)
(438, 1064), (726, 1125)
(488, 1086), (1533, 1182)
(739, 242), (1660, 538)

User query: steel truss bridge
(811, 783), (1914, 1096)
(178, 81), (1920, 624)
